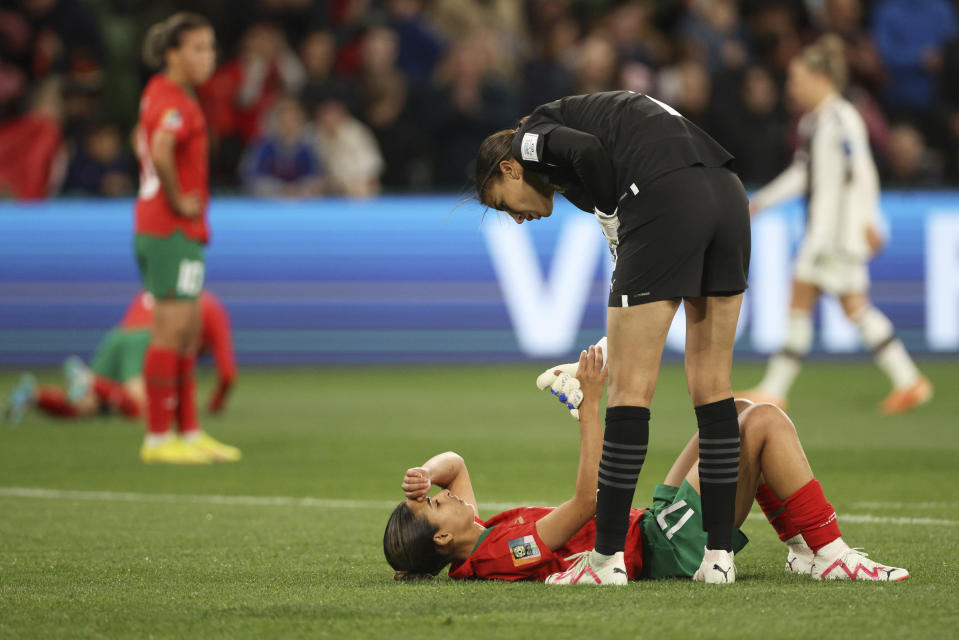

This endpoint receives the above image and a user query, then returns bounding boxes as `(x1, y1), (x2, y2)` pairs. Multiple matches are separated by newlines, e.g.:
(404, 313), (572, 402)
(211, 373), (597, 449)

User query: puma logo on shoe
(786, 558), (797, 571)
(613, 568), (627, 576)
(713, 564), (731, 582)
(882, 568), (896, 580)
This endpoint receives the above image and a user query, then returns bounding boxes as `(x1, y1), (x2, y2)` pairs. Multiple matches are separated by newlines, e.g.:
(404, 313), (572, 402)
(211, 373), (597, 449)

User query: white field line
(744, 512), (958, 527)
(0, 487), (525, 512)
(850, 501), (959, 510)
(0, 487), (956, 527)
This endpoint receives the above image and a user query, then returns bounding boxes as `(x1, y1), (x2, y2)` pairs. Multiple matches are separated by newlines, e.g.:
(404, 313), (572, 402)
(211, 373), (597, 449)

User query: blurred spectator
(605, 0), (669, 68)
(0, 76), (65, 198)
(359, 25), (430, 189)
(428, 35), (516, 189)
(657, 60), (724, 135)
(824, 0), (885, 94)
(871, 0), (958, 113)
(61, 120), (133, 196)
(0, 0), (105, 119)
(573, 35), (620, 95)
(721, 66), (790, 186)
(387, 0), (445, 85)
(749, 3), (804, 76)
(882, 122), (943, 187)
(680, 0), (749, 79)
(329, 0), (377, 77)
(3, 0), (959, 193)
(313, 98), (383, 198)
(241, 96), (324, 197)
(256, 0), (329, 46)
(298, 29), (359, 115)
(199, 22), (305, 185)
(941, 36), (959, 180)
(520, 16), (577, 114)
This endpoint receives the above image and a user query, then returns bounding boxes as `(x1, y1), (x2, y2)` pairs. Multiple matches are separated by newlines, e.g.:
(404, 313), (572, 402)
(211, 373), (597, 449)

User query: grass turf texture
(1, 361), (958, 639)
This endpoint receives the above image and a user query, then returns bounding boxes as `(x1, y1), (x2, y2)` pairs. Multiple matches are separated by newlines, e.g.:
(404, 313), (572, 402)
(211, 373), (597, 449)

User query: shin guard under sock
(144, 346), (178, 436)
(176, 354), (199, 436)
(696, 398), (740, 551)
(594, 405), (649, 555)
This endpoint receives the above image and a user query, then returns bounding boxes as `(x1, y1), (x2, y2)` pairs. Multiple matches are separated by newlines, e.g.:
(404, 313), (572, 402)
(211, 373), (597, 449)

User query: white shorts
(793, 243), (869, 295)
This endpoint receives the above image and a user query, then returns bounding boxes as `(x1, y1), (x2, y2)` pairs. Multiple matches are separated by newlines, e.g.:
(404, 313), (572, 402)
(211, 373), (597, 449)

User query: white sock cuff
(783, 310), (813, 357)
(854, 306), (895, 351)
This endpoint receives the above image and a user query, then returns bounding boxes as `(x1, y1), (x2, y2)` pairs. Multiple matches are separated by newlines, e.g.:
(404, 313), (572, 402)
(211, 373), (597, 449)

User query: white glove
(594, 207), (620, 263)
(536, 361), (584, 420)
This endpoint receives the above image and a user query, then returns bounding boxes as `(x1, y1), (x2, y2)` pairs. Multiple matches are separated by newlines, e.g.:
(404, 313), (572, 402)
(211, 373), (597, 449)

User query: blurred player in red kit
(133, 12), (239, 464)
(3, 291), (236, 429)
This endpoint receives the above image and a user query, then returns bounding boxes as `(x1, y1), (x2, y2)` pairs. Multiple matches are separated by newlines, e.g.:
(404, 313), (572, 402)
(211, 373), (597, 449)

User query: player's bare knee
(740, 402), (793, 443)
(608, 378), (655, 407)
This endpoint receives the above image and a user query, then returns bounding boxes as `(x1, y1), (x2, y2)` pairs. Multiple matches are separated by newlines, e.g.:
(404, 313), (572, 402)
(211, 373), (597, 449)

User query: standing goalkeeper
(473, 90), (750, 584)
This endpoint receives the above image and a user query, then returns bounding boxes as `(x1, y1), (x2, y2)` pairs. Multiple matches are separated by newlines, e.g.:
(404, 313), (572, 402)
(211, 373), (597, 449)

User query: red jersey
(120, 290), (236, 384)
(135, 74), (210, 244)
(448, 507), (646, 582)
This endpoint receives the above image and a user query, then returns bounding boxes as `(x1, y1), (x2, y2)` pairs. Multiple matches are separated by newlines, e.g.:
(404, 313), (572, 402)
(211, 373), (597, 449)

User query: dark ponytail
(383, 502), (449, 580)
(474, 128), (517, 207)
(143, 12), (211, 70)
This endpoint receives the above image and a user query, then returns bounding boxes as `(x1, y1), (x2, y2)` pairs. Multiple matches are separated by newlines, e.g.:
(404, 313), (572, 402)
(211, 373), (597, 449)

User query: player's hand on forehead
(402, 467), (431, 501)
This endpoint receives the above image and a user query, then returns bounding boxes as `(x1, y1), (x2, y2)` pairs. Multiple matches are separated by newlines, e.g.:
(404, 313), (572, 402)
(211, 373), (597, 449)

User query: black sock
(594, 405), (649, 556)
(696, 398), (740, 552)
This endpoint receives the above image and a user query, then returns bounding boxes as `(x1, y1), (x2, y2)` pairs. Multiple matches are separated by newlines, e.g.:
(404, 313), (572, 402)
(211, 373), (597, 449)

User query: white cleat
(784, 536), (814, 575)
(545, 550), (628, 585)
(693, 547), (737, 584)
(811, 547), (909, 581)
(785, 548), (814, 575)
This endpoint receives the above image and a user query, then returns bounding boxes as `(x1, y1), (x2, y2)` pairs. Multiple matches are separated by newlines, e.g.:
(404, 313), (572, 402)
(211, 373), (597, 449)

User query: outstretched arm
(401, 451), (478, 518)
(750, 157), (807, 215)
(534, 345), (606, 551)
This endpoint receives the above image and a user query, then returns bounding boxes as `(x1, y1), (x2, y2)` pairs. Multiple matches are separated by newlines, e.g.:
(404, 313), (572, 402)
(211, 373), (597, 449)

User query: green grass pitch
(1, 360), (958, 639)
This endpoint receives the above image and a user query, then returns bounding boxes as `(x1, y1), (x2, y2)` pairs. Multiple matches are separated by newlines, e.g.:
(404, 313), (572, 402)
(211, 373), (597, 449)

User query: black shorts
(608, 165), (750, 307)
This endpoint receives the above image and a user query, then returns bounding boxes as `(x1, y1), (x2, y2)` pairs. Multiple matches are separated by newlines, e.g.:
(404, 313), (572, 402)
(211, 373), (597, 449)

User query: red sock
(782, 479), (841, 552)
(35, 387), (77, 418)
(176, 354), (199, 436)
(143, 346), (178, 436)
(92, 376), (142, 419)
(755, 484), (800, 542)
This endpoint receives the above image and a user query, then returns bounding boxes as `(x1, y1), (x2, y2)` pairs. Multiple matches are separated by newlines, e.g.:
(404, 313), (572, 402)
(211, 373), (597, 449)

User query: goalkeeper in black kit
(472, 90), (750, 584)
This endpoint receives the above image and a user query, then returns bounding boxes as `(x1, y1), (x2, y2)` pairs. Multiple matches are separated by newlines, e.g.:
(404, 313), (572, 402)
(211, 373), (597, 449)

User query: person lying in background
(3, 289), (235, 423)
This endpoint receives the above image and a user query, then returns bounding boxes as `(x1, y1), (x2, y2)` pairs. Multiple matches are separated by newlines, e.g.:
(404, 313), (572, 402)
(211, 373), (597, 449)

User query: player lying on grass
(383, 345), (908, 583)
(3, 291), (238, 462)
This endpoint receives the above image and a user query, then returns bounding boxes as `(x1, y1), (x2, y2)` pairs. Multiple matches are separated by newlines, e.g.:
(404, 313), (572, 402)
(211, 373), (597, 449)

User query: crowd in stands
(0, 0), (957, 199)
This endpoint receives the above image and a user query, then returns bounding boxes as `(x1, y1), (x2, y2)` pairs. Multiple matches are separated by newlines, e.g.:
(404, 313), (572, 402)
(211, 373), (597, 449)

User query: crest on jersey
(508, 535), (541, 566)
(521, 133), (540, 162)
(160, 108), (184, 131)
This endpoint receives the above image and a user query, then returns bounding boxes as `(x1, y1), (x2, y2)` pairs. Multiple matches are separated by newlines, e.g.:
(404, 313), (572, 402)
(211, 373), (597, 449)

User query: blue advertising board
(1, 193), (957, 365)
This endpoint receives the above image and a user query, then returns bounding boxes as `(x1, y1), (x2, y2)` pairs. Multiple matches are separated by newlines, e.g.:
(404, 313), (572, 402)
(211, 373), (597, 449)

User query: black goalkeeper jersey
(511, 91), (734, 214)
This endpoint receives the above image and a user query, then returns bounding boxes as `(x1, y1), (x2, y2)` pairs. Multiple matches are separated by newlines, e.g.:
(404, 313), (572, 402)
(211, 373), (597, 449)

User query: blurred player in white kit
(741, 35), (931, 415)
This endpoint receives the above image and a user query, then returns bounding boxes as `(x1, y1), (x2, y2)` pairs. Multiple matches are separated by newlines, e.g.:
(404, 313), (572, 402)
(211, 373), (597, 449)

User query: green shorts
(639, 480), (749, 580)
(135, 231), (205, 300)
(89, 329), (152, 383)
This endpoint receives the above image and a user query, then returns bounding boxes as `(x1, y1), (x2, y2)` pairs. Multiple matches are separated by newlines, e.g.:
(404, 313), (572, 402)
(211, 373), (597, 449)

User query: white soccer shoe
(693, 547), (737, 584)
(545, 550), (628, 586)
(784, 536), (814, 575)
(811, 546), (909, 581)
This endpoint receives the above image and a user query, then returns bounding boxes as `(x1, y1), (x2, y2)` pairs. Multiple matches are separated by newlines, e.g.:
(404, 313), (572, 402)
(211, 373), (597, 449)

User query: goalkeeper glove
(534, 337), (608, 420)
(536, 359), (584, 420)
